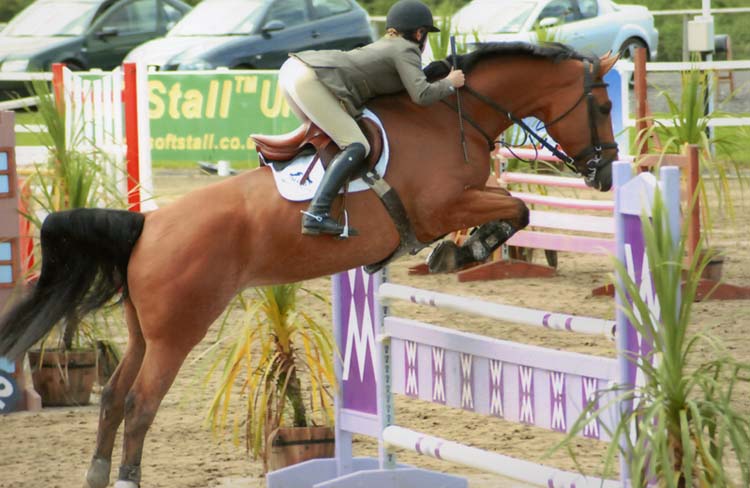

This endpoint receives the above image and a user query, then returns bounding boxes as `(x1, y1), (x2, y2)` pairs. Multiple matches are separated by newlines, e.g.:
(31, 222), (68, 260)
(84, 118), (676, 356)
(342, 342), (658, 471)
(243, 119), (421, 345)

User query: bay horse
(0, 43), (618, 487)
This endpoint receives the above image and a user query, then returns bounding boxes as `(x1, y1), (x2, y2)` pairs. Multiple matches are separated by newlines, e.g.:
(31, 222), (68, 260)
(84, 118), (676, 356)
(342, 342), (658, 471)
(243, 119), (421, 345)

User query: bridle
(442, 57), (617, 186)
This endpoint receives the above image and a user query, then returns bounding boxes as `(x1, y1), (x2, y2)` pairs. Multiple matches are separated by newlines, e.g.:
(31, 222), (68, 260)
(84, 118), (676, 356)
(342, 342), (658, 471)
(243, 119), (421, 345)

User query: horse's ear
(598, 51), (620, 76)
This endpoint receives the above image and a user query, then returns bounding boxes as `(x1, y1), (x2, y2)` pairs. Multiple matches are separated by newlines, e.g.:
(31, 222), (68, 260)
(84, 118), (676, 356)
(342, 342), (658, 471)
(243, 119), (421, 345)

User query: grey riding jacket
(292, 35), (454, 117)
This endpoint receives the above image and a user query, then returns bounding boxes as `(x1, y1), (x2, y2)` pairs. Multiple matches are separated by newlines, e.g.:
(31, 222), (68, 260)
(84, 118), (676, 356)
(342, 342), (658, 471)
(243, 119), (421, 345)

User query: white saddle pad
(268, 109), (390, 202)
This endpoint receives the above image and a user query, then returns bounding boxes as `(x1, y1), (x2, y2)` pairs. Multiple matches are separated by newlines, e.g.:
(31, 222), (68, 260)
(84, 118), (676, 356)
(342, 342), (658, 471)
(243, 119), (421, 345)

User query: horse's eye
(599, 101), (612, 115)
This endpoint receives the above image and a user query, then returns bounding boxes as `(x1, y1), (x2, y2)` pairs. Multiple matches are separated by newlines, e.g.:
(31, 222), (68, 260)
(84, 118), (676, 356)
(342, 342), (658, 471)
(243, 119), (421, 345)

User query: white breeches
(278, 57), (370, 155)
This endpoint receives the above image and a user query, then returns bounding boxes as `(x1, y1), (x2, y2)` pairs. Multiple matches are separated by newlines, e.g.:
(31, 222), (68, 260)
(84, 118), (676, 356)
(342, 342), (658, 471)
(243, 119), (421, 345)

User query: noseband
(540, 58), (618, 184)
(445, 58), (617, 185)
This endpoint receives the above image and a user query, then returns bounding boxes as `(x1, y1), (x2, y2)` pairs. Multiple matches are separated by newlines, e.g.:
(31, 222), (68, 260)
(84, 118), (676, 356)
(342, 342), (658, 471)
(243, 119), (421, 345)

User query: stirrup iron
(300, 210), (324, 223)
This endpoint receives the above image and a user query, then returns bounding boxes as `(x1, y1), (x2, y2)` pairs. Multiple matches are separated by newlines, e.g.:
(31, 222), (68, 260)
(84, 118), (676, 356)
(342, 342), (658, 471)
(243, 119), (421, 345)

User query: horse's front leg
(427, 188), (529, 273)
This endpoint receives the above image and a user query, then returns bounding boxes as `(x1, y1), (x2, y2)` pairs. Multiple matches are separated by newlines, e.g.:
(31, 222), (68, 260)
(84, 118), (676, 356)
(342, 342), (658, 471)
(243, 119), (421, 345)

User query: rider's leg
(279, 59), (309, 123)
(280, 57), (371, 235)
(302, 143), (367, 235)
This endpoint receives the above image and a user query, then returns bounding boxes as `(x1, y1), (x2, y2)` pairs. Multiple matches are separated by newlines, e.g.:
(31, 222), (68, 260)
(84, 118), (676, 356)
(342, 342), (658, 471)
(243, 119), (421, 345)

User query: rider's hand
(446, 68), (465, 88)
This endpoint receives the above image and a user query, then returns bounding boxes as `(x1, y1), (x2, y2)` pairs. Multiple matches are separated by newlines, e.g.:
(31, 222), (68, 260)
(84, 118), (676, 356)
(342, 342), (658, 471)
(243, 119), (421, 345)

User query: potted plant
(636, 62), (747, 241)
(20, 78), (125, 406)
(200, 283), (335, 472)
(553, 187), (750, 486)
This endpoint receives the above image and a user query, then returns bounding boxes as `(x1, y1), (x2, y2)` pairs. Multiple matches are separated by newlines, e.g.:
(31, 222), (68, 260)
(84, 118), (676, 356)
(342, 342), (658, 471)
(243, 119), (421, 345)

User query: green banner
(148, 70), (299, 163)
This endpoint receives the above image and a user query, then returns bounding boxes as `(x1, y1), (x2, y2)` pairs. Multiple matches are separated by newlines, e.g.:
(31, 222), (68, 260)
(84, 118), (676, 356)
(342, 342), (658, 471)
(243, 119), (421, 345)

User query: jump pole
(267, 161), (680, 488)
(379, 282), (616, 338)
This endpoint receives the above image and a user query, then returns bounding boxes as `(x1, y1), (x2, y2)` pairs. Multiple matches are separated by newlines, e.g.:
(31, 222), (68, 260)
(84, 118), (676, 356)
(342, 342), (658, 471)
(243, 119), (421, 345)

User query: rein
(442, 58), (617, 181)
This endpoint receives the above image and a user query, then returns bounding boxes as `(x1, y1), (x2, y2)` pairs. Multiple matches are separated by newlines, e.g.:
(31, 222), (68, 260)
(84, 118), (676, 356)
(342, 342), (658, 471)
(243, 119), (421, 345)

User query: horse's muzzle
(584, 158), (613, 192)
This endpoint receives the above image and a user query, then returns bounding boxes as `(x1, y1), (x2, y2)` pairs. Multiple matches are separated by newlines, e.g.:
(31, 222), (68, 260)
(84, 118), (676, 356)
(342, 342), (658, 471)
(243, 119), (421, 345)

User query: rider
(278, 0), (465, 236)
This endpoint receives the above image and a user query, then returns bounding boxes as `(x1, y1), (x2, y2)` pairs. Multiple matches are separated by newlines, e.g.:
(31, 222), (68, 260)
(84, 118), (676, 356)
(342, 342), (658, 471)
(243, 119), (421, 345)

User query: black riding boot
(302, 143), (367, 236)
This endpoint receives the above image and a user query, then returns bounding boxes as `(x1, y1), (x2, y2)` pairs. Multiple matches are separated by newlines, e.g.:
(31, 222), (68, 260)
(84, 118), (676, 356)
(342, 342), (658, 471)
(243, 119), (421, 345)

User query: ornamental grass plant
(637, 63), (747, 228)
(22, 78), (123, 230)
(199, 283), (335, 466)
(554, 186), (750, 486)
(21, 78), (124, 353)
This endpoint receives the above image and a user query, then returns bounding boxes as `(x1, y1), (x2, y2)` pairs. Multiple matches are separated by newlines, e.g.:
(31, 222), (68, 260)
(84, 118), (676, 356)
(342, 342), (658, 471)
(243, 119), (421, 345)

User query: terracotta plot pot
(267, 426), (335, 472)
(27, 349), (97, 407)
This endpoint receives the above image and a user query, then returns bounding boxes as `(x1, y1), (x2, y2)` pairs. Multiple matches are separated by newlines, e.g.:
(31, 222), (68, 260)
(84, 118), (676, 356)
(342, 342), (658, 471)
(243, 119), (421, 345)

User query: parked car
(124, 0), (375, 70)
(442, 0), (658, 62)
(0, 0), (192, 99)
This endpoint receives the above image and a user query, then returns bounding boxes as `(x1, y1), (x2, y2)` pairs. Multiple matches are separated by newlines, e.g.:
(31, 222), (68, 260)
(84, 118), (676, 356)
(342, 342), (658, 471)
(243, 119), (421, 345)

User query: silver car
(449, 0), (658, 61)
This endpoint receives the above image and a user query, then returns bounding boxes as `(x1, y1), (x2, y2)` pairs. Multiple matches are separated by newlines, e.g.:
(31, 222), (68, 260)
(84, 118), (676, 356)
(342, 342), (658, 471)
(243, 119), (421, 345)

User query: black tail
(0, 208), (145, 360)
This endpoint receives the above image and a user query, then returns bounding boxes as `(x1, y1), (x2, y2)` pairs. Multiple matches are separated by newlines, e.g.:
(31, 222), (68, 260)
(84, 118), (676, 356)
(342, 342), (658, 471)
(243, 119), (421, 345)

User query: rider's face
(416, 28), (428, 52)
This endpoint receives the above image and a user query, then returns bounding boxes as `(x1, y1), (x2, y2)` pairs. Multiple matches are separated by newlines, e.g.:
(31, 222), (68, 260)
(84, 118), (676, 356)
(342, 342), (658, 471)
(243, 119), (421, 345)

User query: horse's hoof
(84, 457), (111, 488)
(114, 481), (139, 488)
(427, 240), (460, 273)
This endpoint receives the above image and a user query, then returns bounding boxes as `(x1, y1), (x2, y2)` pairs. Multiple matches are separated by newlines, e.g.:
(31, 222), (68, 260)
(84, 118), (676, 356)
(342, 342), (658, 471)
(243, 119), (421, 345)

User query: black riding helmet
(386, 0), (440, 33)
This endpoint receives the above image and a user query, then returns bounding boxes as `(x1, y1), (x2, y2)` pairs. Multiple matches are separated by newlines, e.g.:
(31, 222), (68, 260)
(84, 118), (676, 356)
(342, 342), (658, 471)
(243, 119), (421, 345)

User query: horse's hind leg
(113, 335), (197, 488)
(85, 299), (146, 488)
(428, 189), (529, 273)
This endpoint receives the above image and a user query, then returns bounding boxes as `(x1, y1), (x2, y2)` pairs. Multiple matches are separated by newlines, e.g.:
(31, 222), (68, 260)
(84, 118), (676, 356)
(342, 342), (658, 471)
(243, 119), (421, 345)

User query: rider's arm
(393, 44), (454, 106)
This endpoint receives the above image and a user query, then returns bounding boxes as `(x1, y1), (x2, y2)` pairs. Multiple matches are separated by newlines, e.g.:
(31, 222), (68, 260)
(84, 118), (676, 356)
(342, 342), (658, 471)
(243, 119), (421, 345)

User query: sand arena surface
(1, 169), (748, 488)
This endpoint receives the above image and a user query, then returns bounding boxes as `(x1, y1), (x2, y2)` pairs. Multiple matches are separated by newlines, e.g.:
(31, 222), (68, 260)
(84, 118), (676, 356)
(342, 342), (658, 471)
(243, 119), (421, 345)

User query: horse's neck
(467, 57), (563, 135)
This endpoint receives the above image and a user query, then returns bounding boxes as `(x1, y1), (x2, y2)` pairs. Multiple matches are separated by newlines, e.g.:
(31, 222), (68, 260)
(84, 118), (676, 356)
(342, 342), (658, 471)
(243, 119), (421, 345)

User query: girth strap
(360, 169), (431, 274)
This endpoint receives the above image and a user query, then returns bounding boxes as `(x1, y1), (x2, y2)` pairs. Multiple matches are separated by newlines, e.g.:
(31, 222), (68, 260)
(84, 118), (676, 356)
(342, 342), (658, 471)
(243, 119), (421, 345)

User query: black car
(124, 0), (374, 70)
(0, 0), (192, 98)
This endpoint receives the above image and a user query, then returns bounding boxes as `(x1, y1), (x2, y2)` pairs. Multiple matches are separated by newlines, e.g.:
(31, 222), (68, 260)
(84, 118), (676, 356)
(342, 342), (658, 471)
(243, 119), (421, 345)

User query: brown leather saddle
(252, 117), (425, 274)
(251, 118), (384, 170)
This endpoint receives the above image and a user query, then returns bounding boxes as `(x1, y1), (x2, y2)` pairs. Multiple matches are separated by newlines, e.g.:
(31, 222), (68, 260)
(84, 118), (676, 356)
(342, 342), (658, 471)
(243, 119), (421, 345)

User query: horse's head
(425, 43), (620, 191)
(537, 53), (620, 191)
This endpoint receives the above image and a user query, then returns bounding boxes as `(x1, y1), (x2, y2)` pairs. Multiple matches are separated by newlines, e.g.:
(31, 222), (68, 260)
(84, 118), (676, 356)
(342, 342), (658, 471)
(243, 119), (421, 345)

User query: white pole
(383, 426), (620, 488)
(378, 283), (616, 338)
(135, 62), (156, 211)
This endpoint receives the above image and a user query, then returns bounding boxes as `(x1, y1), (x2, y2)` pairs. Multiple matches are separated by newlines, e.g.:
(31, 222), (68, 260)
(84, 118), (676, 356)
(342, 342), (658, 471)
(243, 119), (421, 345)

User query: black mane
(424, 42), (591, 82)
